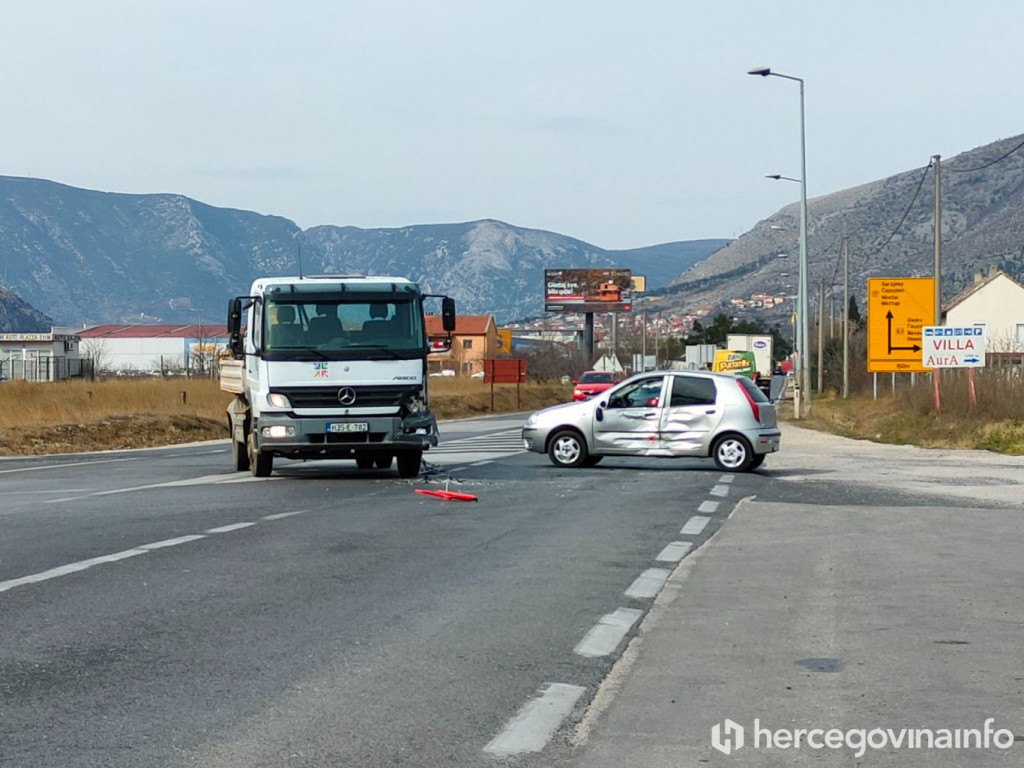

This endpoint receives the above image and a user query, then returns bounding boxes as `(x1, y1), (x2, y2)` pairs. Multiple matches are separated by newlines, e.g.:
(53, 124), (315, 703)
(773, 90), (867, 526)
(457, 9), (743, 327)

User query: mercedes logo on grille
(338, 387), (357, 406)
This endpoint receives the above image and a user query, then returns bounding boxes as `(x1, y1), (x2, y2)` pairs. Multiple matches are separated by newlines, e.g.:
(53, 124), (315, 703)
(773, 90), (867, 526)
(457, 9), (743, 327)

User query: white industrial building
(78, 324), (230, 374)
(0, 329), (84, 381)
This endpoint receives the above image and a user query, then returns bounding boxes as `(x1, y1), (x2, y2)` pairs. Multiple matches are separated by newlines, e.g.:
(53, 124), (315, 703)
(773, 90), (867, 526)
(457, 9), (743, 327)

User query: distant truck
(220, 275), (455, 478)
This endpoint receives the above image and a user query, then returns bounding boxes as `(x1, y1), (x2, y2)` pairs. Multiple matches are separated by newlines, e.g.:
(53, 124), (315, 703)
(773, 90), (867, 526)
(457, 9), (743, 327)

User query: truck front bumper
(254, 411), (439, 458)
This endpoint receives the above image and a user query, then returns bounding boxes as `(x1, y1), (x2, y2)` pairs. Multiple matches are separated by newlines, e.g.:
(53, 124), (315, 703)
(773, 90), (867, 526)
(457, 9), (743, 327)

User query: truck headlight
(261, 425), (295, 438)
(403, 394), (426, 414)
(267, 393), (291, 408)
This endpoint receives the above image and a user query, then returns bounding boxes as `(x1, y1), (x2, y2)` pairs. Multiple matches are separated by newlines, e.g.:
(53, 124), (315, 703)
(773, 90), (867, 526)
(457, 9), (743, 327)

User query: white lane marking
(261, 510), (307, 521)
(139, 535), (207, 550)
(0, 489), (94, 496)
(44, 497), (85, 504)
(710, 484), (730, 497)
(483, 683), (586, 757)
(624, 568), (671, 599)
(205, 522), (255, 534)
(0, 548), (148, 594)
(92, 473), (244, 496)
(470, 460), (493, 467)
(655, 541), (694, 563)
(681, 515), (710, 536)
(719, 475), (735, 483)
(697, 500), (720, 514)
(574, 607), (644, 658)
(218, 476), (280, 484)
(0, 457), (138, 475)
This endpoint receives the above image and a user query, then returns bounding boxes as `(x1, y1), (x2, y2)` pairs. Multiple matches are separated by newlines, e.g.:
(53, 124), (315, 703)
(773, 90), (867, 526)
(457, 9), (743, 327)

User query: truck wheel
(396, 450), (422, 478)
(248, 433), (273, 477)
(355, 454), (375, 469)
(374, 453), (394, 469)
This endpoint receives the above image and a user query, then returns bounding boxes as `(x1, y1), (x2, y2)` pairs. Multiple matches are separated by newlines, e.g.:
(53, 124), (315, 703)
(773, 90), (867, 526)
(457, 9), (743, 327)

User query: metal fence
(0, 357), (95, 382)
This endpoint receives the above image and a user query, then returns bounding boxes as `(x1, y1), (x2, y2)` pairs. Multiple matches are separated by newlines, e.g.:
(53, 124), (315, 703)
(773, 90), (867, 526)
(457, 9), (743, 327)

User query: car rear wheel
(548, 430), (588, 468)
(712, 434), (754, 472)
(748, 454), (766, 470)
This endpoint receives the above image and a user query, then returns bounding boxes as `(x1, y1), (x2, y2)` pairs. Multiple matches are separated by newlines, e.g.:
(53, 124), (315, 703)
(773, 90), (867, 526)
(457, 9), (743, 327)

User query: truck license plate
(328, 422), (368, 433)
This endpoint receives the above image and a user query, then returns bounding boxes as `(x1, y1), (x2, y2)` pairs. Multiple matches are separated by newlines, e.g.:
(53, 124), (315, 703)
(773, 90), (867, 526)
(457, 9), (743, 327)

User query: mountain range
(658, 133), (1024, 323)
(1, 130), (1022, 334)
(0, 175), (727, 330)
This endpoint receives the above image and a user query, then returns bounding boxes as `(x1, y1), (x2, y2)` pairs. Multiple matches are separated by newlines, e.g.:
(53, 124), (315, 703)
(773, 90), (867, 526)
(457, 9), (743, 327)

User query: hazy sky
(2, 1), (1021, 249)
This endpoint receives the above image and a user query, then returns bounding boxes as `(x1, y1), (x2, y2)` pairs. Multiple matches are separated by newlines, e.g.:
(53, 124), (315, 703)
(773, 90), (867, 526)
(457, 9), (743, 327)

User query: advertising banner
(544, 268), (633, 313)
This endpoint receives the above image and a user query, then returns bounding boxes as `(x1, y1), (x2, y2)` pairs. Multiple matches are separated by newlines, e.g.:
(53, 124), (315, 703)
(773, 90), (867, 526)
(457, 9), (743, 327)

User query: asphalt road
(0, 414), (765, 767)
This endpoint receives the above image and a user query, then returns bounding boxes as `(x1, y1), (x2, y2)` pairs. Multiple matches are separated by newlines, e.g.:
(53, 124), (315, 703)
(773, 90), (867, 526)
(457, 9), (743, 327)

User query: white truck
(220, 275), (455, 478)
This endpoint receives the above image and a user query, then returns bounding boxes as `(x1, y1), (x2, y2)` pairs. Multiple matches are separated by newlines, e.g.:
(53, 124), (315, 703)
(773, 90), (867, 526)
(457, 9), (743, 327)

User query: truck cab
(221, 275), (455, 478)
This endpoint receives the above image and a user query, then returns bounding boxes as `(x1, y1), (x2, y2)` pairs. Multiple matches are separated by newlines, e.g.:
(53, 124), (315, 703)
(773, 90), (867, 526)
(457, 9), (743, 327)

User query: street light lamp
(749, 66), (811, 417)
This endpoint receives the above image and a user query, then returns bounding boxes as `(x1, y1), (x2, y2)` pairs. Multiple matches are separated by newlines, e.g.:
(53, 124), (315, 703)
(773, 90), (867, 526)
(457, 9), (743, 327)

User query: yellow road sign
(497, 328), (512, 352)
(867, 277), (935, 373)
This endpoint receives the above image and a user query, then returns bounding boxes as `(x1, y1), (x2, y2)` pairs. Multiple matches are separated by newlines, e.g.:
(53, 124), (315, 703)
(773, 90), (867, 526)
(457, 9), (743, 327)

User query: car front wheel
(548, 430), (589, 468)
(712, 434), (754, 472)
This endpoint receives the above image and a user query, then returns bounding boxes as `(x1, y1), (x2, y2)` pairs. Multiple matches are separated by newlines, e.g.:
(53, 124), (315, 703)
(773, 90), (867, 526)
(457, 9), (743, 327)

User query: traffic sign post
(923, 325), (987, 412)
(921, 326), (987, 369)
(866, 278), (935, 373)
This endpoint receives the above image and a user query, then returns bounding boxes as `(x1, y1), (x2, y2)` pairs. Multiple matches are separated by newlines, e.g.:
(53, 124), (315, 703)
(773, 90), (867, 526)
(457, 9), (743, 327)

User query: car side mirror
(571, 380), (578, 386)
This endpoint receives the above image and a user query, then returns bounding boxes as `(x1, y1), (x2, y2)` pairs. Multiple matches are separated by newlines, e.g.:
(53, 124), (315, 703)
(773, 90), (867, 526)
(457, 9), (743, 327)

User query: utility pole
(655, 312), (661, 368)
(932, 155), (942, 413)
(842, 236), (849, 398)
(641, 309), (647, 371)
(817, 277), (825, 394)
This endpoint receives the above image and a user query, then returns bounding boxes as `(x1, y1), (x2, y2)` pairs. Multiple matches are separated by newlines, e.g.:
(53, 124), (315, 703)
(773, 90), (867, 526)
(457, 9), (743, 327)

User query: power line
(862, 161), (933, 260)
(825, 161), (932, 297)
(946, 136), (1024, 174)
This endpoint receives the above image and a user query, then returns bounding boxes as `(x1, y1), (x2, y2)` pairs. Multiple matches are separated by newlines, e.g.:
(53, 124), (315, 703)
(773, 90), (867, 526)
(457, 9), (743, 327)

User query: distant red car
(572, 370), (620, 401)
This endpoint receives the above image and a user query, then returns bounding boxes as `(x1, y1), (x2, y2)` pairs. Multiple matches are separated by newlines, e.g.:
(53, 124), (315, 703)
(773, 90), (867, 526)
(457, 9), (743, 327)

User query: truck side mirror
(442, 297), (456, 333)
(227, 298), (244, 357)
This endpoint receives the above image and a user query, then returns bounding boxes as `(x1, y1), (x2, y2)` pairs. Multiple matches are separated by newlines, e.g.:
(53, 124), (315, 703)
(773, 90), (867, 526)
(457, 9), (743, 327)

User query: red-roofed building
(425, 314), (501, 376)
(79, 324), (230, 373)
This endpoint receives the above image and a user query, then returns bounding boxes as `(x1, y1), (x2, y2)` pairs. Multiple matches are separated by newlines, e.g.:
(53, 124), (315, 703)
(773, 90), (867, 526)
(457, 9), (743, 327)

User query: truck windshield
(264, 298), (425, 360)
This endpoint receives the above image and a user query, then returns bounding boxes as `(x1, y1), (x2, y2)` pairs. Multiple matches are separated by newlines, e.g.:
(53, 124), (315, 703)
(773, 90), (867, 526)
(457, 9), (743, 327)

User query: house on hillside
(79, 324), (230, 374)
(425, 314), (501, 376)
(942, 267), (1024, 352)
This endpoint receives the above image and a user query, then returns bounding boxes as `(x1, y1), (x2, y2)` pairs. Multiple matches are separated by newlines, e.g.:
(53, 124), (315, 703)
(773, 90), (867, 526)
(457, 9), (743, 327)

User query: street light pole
(750, 66), (811, 416)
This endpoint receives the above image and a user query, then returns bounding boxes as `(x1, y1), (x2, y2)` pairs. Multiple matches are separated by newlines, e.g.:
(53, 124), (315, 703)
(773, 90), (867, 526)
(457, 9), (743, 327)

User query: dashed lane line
(574, 607), (644, 658)
(698, 500), (720, 514)
(624, 568), (671, 599)
(710, 484), (730, 497)
(681, 515), (711, 536)
(655, 541), (694, 563)
(0, 511), (303, 596)
(483, 683), (586, 757)
(0, 457), (139, 475)
(205, 522), (256, 534)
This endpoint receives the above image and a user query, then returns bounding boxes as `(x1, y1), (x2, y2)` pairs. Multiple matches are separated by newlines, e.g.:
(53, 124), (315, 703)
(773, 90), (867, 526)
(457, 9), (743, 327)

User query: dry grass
(0, 377), (573, 455)
(798, 369), (1024, 455)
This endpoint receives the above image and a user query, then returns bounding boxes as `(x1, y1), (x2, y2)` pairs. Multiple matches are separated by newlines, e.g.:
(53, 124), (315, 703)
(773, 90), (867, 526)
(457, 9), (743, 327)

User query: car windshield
(263, 298), (424, 360)
(580, 372), (615, 384)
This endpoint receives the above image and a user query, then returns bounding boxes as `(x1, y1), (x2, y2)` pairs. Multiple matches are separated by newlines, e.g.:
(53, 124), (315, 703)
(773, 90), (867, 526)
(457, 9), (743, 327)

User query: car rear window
(580, 372), (615, 383)
(670, 376), (717, 406)
(736, 376), (770, 403)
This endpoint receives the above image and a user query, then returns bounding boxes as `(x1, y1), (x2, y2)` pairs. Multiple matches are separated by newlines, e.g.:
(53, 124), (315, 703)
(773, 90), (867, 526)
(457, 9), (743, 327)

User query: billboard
(545, 268), (633, 313)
